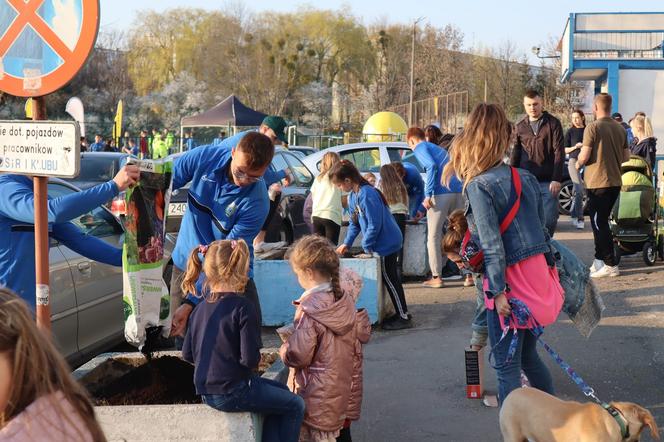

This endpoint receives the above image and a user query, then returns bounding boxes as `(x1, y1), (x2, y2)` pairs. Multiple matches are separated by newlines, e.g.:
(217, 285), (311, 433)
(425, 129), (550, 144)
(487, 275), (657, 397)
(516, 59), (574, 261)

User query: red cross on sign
(0, 0), (99, 97)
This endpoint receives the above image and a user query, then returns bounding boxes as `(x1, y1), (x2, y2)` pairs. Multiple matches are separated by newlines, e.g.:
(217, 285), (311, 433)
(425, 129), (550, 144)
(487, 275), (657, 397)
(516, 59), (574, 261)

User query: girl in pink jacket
(0, 288), (106, 441)
(280, 235), (371, 442)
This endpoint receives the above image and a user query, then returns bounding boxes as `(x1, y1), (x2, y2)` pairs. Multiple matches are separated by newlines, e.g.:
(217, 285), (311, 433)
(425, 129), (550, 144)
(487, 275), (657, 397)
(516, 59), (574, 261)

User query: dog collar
(603, 403), (630, 439)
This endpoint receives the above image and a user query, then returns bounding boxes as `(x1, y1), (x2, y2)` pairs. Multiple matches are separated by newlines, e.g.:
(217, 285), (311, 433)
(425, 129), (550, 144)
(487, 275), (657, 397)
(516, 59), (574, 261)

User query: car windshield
(77, 157), (118, 182)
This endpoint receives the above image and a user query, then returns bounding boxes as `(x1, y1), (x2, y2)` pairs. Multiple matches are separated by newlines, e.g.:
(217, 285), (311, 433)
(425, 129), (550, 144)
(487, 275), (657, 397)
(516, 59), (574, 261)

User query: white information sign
(0, 120), (80, 178)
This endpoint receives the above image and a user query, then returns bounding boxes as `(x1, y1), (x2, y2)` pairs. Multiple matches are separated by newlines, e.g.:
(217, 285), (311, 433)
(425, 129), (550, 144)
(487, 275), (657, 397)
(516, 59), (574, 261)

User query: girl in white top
(311, 152), (343, 245)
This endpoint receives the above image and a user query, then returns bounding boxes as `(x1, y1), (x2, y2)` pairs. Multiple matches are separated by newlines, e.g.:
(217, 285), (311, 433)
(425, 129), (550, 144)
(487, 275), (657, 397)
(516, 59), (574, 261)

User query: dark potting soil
(93, 356), (199, 406)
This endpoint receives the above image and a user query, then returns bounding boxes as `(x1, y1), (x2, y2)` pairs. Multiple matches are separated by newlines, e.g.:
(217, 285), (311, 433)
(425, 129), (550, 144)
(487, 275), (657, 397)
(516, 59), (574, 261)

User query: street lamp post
(409, 17), (424, 127)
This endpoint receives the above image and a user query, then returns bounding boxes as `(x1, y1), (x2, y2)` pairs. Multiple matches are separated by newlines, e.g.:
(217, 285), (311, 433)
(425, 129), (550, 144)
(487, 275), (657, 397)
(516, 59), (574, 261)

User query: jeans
(470, 274), (487, 348)
(587, 187), (620, 266)
(538, 182), (559, 236)
(567, 159), (585, 221)
(487, 309), (554, 404)
(202, 377), (305, 442)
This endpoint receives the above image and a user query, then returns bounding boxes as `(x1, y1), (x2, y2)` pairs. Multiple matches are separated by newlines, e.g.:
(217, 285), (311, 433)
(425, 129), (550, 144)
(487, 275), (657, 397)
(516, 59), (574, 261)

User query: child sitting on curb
(280, 235), (370, 442)
(0, 288), (106, 441)
(181, 239), (304, 442)
(442, 209), (488, 351)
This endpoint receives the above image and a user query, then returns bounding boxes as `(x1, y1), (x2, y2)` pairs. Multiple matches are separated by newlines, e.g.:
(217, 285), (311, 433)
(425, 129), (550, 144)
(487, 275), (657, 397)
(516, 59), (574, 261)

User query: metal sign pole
(32, 96), (51, 331)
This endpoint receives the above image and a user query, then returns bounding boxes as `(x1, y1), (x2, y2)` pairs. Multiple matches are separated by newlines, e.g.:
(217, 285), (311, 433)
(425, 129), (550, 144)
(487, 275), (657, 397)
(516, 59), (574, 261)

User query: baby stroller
(610, 155), (661, 266)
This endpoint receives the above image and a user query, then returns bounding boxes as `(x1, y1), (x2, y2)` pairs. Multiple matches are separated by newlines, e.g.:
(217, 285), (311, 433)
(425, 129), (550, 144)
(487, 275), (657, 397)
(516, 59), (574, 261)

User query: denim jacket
(464, 164), (550, 298)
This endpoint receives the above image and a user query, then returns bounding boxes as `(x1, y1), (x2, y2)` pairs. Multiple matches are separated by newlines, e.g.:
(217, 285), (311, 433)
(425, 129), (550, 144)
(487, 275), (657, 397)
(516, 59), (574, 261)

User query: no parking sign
(0, 0), (99, 97)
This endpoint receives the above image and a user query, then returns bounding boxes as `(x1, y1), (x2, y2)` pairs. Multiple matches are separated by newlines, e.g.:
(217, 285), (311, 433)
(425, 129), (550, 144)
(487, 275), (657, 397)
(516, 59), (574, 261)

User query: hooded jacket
(629, 137), (657, 167)
(280, 280), (358, 432)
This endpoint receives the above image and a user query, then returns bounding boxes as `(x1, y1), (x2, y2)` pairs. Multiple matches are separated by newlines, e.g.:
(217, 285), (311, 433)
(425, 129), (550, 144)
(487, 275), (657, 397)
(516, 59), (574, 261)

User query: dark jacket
(629, 137), (657, 168)
(510, 111), (565, 183)
(182, 293), (261, 395)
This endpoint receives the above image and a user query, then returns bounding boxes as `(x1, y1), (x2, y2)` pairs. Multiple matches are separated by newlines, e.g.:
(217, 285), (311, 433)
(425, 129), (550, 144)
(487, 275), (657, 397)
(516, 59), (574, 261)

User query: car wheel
(558, 180), (574, 215)
(279, 221), (294, 244)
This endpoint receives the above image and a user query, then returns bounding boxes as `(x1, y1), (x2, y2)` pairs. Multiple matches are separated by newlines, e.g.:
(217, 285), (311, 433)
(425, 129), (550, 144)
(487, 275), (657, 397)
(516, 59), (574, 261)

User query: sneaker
(590, 264), (619, 278)
(589, 259), (604, 273)
(382, 316), (413, 330)
(384, 312), (412, 323)
(422, 277), (444, 288)
(575, 220), (584, 229)
(464, 274), (474, 287)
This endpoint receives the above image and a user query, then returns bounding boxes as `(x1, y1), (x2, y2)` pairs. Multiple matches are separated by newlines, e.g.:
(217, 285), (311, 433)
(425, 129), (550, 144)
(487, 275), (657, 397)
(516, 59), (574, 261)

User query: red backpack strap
(498, 167), (522, 234)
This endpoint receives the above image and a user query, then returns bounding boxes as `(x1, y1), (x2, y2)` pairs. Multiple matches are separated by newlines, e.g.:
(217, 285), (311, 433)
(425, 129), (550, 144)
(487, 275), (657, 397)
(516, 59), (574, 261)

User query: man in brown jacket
(510, 90), (564, 235)
(576, 93), (630, 278)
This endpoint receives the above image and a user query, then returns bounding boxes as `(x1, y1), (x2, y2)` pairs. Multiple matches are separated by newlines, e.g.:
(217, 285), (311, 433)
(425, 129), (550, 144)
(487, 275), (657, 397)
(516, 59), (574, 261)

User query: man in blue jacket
(169, 131), (278, 339)
(407, 127), (464, 288)
(0, 166), (139, 308)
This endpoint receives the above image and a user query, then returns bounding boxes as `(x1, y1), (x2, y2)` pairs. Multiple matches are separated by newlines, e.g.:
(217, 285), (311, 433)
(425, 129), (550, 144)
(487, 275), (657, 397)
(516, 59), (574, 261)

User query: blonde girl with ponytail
(281, 235), (370, 442)
(181, 240), (305, 442)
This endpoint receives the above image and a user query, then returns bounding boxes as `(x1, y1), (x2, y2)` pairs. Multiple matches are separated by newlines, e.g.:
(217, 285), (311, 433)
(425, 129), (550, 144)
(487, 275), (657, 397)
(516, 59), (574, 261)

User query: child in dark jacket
(182, 239), (304, 442)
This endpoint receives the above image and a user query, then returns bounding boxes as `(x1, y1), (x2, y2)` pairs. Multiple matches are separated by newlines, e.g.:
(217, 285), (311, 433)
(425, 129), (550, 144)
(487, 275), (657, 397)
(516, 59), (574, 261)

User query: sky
(100, 0), (664, 64)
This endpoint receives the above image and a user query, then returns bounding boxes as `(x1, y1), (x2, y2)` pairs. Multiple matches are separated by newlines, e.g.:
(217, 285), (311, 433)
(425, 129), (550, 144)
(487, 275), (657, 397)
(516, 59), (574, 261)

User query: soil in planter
(93, 356), (199, 406)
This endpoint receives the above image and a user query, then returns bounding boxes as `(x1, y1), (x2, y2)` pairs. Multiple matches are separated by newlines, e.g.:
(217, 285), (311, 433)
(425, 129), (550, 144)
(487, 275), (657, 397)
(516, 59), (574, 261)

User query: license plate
(168, 203), (187, 216)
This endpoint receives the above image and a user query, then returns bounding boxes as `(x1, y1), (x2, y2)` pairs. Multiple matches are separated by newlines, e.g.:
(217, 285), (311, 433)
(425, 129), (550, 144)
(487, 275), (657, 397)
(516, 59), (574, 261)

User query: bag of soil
(122, 159), (173, 349)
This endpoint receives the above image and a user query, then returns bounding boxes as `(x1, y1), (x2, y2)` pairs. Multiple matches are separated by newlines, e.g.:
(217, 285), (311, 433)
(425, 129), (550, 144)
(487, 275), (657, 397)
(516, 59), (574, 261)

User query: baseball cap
(611, 112), (623, 120)
(262, 116), (288, 143)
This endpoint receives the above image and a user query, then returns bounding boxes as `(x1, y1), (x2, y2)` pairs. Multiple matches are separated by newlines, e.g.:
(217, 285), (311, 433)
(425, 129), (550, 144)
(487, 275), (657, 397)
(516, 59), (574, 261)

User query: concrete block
(254, 258), (385, 325)
(339, 222), (429, 277)
(74, 350), (289, 442)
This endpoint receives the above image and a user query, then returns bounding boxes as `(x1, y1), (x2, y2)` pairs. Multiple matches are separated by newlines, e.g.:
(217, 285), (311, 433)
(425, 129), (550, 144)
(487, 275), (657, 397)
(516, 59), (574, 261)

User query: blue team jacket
(0, 175), (122, 308)
(343, 184), (403, 256)
(171, 145), (269, 287)
(413, 141), (462, 196)
(403, 162), (425, 216)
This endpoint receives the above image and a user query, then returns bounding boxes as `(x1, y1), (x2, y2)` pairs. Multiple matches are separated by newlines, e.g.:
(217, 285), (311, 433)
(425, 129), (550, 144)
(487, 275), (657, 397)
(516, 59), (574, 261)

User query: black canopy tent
(179, 95), (267, 150)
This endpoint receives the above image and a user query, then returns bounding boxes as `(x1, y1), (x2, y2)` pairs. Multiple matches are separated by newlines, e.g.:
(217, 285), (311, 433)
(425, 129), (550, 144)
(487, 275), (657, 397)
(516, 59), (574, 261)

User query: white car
(301, 142), (426, 181)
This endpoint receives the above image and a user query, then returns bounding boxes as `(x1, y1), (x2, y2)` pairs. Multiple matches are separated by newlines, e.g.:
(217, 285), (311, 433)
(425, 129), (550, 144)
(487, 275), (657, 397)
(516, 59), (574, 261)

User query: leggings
(381, 252), (409, 319)
(312, 216), (341, 245)
(392, 213), (407, 279)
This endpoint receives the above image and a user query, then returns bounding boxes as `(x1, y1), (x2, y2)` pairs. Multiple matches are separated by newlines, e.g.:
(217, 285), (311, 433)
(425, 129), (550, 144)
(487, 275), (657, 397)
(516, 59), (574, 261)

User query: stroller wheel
(643, 241), (657, 266)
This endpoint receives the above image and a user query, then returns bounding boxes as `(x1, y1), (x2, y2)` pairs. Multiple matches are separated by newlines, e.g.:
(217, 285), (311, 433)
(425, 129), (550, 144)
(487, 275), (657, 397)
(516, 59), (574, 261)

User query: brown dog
(500, 387), (660, 442)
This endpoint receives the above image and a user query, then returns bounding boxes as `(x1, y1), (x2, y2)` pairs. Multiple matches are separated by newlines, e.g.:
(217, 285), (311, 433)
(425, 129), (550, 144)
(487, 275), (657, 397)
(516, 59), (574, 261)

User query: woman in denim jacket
(443, 103), (563, 404)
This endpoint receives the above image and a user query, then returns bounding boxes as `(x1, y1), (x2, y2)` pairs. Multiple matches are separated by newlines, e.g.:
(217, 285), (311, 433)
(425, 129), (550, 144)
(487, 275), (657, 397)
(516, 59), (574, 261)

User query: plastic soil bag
(122, 159), (173, 350)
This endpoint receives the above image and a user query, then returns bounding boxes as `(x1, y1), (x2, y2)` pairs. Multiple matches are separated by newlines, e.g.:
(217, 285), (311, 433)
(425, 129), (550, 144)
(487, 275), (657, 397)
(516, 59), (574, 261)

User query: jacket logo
(225, 200), (238, 217)
(201, 175), (215, 183)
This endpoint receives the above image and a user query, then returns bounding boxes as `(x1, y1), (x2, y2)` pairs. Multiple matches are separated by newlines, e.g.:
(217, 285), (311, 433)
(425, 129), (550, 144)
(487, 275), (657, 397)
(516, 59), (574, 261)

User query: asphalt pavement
(344, 219), (664, 442)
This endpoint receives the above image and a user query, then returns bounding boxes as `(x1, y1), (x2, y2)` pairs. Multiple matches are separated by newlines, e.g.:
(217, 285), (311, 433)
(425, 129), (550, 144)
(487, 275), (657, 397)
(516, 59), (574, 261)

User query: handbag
(460, 167), (522, 273)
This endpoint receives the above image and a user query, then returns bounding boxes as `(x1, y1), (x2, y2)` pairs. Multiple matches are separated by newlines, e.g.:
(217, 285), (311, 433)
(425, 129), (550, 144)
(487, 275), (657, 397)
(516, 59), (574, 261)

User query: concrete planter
(339, 222), (429, 277)
(75, 350), (288, 442)
(254, 257), (389, 325)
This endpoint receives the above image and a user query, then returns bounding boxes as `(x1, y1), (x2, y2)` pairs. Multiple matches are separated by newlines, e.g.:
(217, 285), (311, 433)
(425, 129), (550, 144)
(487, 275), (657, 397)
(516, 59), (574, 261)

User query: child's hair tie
(231, 240), (238, 249)
(198, 244), (209, 255)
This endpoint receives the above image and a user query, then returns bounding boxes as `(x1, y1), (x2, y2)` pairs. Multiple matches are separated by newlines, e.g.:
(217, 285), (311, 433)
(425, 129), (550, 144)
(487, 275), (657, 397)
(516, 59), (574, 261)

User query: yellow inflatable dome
(362, 112), (408, 142)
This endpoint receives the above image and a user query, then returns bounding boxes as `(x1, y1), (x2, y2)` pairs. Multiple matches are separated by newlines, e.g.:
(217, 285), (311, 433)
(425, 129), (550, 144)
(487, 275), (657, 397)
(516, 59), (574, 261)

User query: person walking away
(311, 152), (343, 245)
(564, 109), (586, 229)
(629, 115), (657, 168)
(331, 161), (413, 330)
(392, 162), (425, 220)
(612, 112), (634, 145)
(0, 289), (107, 441)
(379, 164), (409, 279)
(510, 90), (564, 235)
(168, 132), (276, 345)
(407, 127), (463, 288)
(280, 236), (369, 441)
(443, 102), (564, 404)
(0, 166), (139, 308)
(181, 239), (304, 442)
(576, 93), (630, 278)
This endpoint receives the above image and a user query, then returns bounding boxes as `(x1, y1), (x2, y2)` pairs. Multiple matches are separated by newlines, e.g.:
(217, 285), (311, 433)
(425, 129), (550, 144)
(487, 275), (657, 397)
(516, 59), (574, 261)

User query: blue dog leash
(489, 299), (630, 438)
